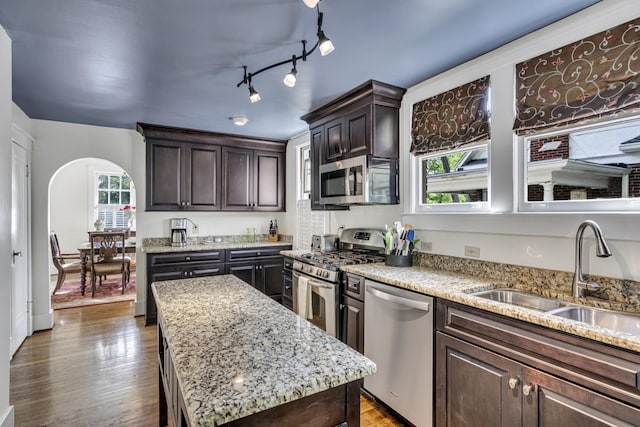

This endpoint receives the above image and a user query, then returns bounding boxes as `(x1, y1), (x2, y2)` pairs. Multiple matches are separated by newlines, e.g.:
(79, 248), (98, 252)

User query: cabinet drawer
(283, 256), (294, 271)
(437, 300), (640, 406)
(343, 273), (365, 300)
(149, 250), (224, 266)
(226, 246), (288, 261)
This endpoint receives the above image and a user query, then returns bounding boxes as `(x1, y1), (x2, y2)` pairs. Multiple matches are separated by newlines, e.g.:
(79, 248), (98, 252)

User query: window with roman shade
(410, 75), (491, 155)
(514, 18), (640, 134)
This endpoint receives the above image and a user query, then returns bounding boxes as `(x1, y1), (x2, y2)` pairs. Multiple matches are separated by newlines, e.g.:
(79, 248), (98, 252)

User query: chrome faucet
(572, 220), (612, 298)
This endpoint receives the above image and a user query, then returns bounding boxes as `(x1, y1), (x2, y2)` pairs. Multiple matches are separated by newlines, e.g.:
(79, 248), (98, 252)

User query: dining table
(77, 240), (136, 295)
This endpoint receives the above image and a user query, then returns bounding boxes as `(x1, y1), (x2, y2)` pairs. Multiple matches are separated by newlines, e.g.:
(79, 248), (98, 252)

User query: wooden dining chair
(88, 231), (131, 298)
(49, 231), (84, 294)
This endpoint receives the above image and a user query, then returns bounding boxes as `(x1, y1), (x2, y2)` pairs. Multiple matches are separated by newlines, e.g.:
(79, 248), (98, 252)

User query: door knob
(13, 250), (22, 257)
(522, 384), (533, 396)
(508, 378), (519, 389)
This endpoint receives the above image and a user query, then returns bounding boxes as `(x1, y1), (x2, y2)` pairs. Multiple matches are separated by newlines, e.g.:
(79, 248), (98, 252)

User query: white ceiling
(0, 0), (601, 140)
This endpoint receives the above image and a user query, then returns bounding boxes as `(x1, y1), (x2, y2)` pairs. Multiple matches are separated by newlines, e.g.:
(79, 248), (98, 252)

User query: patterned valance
(410, 75), (490, 155)
(514, 18), (640, 135)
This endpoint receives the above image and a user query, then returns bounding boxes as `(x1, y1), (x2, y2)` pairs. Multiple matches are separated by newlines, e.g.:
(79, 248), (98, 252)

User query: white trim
(32, 309), (54, 331)
(0, 406), (14, 427)
(11, 123), (33, 151)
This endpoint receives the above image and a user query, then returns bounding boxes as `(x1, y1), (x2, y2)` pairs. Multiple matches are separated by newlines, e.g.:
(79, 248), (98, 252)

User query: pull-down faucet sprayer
(572, 220), (612, 298)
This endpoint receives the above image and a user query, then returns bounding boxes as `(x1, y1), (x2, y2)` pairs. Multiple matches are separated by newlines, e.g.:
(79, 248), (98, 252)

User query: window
(413, 143), (489, 211)
(95, 172), (136, 227)
(518, 116), (640, 212)
(421, 145), (488, 204)
(299, 145), (311, 200)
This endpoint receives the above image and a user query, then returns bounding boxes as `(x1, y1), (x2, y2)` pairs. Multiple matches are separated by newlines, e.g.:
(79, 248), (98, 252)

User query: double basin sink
(471, 288), (640, 335)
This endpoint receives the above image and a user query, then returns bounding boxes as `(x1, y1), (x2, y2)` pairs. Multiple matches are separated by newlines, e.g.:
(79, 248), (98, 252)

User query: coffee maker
(170, 218), (188, 247)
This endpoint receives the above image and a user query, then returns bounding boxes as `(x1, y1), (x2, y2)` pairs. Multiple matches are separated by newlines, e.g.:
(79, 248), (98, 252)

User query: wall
(397, 0), (640, 281)
(0, 23), (14, 427)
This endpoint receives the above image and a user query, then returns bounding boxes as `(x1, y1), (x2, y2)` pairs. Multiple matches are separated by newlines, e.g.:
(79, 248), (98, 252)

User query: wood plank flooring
(10, 301), (406, 426)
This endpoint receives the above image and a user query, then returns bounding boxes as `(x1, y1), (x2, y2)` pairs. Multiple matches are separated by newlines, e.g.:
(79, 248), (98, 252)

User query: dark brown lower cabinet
(225, 249), (287, 301)
(341, 295), (364, 354)
(436, 300), (640, 427)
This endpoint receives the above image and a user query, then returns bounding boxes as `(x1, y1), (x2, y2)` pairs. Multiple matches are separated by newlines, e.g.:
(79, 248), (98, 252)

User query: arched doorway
(48, 158), (137, 310)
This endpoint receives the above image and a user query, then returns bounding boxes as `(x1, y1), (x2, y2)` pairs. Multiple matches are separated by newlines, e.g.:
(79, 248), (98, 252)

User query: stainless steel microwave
(318, 155), (399, 205)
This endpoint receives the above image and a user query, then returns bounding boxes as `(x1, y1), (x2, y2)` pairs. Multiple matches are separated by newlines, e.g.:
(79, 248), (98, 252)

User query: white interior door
(11, 140), (31, 357)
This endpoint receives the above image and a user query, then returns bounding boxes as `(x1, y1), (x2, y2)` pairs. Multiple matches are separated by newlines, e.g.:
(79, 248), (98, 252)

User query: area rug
(51, 275), (136, 310)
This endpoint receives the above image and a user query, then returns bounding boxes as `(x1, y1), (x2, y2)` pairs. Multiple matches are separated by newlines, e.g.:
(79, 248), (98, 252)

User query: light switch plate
(464, 245), (480, 258)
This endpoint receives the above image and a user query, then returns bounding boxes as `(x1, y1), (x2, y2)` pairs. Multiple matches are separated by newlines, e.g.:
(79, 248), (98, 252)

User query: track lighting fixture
(283, 56), (298, 88)
(248, 85), (261, 103)
(237, 1), (334, 102)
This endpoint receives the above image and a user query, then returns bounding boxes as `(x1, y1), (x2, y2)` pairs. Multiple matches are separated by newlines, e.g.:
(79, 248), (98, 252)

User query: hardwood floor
(10, 301), (407, 426)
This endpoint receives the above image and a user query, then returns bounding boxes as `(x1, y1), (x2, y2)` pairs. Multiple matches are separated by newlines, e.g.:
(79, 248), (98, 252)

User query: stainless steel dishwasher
(364, 279), (433, 427)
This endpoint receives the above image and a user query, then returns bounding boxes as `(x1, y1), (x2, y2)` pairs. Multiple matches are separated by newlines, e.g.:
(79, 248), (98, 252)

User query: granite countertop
(152, 275), (376, 426)
(142, 241), (292, 253)
(340, 263), (640, 353)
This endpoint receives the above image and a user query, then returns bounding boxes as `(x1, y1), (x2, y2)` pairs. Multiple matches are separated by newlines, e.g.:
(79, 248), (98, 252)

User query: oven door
(293, 271), (339, 337)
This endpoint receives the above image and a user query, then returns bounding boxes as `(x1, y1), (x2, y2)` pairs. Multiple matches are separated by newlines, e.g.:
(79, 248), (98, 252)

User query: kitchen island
(152, 275), (375, 427)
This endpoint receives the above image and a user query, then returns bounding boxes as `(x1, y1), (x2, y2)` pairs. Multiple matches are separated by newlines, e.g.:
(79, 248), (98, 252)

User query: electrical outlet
(464, 245), (480, 258)
(421, 241), (433, 251)
(192, 223), (199, 234)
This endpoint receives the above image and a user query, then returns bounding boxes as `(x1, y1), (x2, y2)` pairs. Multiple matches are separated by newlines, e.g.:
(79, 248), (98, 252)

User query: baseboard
(33, 309), (54, 331)
(135, 300), (145, 317)
(0, 405), (15, 427)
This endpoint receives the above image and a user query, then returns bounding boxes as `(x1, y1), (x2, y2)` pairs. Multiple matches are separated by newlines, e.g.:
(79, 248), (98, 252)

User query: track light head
(283, 56), (298, 87)
(248, 85), (261, 103)
(317, 30), (335, 56)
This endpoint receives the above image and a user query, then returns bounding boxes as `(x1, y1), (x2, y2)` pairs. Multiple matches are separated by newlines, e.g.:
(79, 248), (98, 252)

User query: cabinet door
(310, 126), (349, 211)
(341, 295), (364, 354)
(226, 262), (256, 287)
(261, 258), (284, 297)
(145, 267), (188, 325)
(344, 106), (370, 158)
(522, 368), (640, 427)
(436, 332), (522, 427)
(254, 151), (284, 211)
(185, 144), (221, 210)
(146, 140), (184, 210)
(222, 147), (253, 211)
(324, 117), (345, 162)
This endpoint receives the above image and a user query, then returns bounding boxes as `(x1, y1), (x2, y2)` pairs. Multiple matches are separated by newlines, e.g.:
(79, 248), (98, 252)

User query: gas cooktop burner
(298, 250), (384, 270)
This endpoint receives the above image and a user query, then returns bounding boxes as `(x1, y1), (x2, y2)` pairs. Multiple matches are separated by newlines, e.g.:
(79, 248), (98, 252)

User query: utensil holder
(385, 254), (412, 267)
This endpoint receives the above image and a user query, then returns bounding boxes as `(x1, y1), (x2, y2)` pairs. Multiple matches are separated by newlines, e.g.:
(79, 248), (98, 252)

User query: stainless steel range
(292, 228), (385, 337)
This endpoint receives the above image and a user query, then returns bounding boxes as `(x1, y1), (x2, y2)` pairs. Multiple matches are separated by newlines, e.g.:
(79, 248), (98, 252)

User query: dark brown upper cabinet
(301, 80), (406, 165)
(301, 80), (405, 210)
(138, 123), (286, 212)
(221, 148), (284, 211)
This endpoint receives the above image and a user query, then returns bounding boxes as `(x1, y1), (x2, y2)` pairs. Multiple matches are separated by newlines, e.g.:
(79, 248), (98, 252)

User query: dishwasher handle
(366, 285), (430, 312)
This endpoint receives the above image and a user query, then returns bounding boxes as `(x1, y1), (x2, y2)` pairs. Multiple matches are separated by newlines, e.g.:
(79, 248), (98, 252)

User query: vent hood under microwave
(318, 155), (399, 205)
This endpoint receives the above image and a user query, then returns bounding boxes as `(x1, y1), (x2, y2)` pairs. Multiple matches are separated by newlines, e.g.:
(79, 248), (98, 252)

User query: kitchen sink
(471, 288), (569, 312)
(547, 306), (640, 335)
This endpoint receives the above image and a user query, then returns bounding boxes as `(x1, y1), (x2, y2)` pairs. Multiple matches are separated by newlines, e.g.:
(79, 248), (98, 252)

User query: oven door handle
(293, 271), (334, 289)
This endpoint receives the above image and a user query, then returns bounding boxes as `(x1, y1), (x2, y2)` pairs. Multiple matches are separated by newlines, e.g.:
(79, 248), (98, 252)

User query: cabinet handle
(508, 378), (519, 390)
(185, 256), (191, 261)
(522, 384), (533, 396)
(183, 271), (188, 277)
(256, 252), (261, 256)
(339, 303), (344, 310)
(185, 201), (191, 206)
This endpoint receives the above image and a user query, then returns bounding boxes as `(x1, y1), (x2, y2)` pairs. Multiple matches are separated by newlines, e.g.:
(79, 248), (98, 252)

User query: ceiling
(0, 0), (601, 141)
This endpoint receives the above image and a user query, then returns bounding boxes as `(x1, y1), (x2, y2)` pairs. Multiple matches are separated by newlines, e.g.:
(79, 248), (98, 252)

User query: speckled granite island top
(152, 275), (375, 426)
(341, 263), (640, 353)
